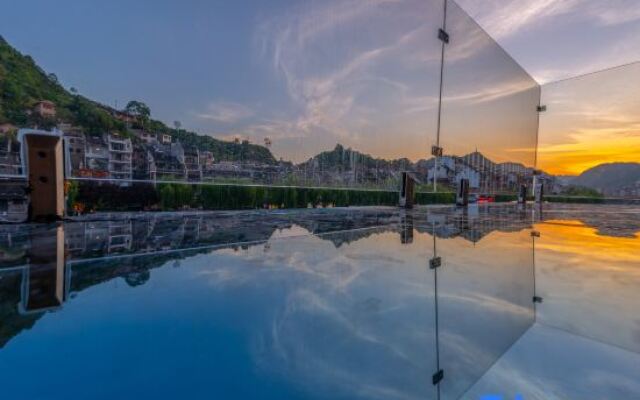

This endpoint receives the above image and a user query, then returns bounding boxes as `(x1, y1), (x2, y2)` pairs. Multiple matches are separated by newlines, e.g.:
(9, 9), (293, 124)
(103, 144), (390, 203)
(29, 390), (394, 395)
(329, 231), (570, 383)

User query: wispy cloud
(252, 0), (443, 161)
(455, 0), (640, 82)
(456, 0), (640, 41)
(194, 101), (253, 124)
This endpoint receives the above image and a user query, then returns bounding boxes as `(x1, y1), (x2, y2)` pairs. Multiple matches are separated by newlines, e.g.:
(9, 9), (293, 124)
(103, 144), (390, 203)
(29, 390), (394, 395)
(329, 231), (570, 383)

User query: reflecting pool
(0, 204), (638, 399)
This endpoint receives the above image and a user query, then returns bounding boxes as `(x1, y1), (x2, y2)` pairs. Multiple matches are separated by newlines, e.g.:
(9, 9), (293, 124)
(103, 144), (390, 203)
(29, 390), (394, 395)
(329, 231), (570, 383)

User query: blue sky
(2, 0), (639, 163)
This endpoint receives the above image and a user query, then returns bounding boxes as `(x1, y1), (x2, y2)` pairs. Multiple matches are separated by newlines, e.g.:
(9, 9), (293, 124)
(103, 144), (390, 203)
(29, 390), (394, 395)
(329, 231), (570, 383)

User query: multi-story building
(199, 151), (214, 169)
(132, 129), (158, 145)
(160, 133), (172, 145)
(183, 146), (202, 181)
(0, 134), (22, 176)
(84, 136), (109, 178)
(171, 141), (201, 181)
(107, 134), (133, 181)
(149, 143), (184, 181)
(132, 143), (154, 180)
(63, 131), (86, 175)
(0, 184), (28, 223)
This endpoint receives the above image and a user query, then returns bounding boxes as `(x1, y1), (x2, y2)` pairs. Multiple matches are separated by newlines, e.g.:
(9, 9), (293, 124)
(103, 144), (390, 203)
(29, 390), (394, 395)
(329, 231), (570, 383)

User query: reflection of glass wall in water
(437, 228), (535, 399)
(438, 0), (540, 195)
(0, 209), (541, 399)
(538, 63), (640, 199)
(2, 205), (638, 398)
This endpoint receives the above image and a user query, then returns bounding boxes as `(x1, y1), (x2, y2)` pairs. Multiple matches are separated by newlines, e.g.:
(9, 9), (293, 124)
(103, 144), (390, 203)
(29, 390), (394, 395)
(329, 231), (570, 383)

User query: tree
(173, 120), (182, 130)
(70, 87), (78, 94)
(125, 100), (151, 127)
(47, 73), (58, 84)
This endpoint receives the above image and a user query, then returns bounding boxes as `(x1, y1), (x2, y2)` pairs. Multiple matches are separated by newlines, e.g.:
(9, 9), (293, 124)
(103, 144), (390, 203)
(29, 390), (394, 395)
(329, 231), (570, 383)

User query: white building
(107, 134), (133, 181)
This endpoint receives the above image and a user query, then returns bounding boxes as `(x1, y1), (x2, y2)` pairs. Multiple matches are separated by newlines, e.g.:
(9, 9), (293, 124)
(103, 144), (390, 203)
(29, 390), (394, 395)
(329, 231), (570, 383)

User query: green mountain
(300, 144), (413, 171)
(573, 163), (640, 193)
(0, 36), (276, 164)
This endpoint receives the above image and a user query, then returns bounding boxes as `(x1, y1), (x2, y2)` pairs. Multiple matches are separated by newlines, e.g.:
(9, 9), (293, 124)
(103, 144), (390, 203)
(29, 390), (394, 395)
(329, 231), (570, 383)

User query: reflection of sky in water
(0, 204), (638, 399)
(0, 226), (536, 400)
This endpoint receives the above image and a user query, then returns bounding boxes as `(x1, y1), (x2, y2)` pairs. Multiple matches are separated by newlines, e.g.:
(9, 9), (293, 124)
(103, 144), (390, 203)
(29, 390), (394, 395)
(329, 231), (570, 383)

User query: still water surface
(0, 204), (638, 399)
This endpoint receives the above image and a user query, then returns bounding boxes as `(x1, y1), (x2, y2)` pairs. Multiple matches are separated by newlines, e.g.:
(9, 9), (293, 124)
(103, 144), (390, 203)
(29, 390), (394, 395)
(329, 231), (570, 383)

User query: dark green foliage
(167, 127), (276, 164)
(74, 181), (465, 212)
(300, 143), (411, 172)
(561, 185), (604, 198)
(546, 195), (605, 204)
(76, 181), (160, 211)
(0, 37), (128, 135)
(68, 96), (126, 136)
(0, 37), (275, 163)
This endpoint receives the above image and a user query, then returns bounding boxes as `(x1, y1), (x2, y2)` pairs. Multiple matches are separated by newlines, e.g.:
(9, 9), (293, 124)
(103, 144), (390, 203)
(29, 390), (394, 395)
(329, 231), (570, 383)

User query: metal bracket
(533, 296), (544, 304)
(431, 145), (443, 157)
(531, 231), (541, 238)
(432, 370), (444, 385)
(537, 105), (547, 112)
(438, 29), (449, 44)
(533, 169), (543, 176)
(430, 257), (442, 270)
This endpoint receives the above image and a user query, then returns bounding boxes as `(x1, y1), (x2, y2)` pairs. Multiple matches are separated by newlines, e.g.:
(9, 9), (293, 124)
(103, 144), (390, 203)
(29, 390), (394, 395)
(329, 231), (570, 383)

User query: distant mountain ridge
(573, 163), (640, 193)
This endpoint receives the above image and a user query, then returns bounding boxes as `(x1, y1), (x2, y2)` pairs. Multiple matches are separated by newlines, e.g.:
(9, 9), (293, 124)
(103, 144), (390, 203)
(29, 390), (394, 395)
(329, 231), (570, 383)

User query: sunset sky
(2, 0), (639, 171)
(457, 0), (640, 175)
(537, 62), (640, 175)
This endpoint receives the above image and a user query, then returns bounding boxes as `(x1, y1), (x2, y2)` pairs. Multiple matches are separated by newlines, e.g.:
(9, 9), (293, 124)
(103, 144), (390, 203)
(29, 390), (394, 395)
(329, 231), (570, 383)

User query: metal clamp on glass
(432, 370), (444, 385)
(431, 145), (443, 157)
(430, 257), (442, 270)
(438, 29), (449, 44)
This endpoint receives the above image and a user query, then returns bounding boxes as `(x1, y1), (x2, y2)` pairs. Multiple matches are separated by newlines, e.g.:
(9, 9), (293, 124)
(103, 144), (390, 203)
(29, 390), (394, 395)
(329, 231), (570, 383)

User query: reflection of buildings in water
(0, 226), (30, 266)
(107, 221), (132, 253)
(400, 211), (414, 244)
(58, 209), (538, 260)
(1, 207), (636, 397)
(19, 227), (68, 315)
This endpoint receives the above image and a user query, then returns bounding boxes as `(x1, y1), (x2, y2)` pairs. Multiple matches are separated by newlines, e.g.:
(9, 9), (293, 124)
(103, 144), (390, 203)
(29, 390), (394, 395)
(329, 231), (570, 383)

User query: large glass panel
(533, 212), (640, 353)
(436, 221), (535, 399)
(53, 0), (445, 209)
(437, 0), (540, 196)
(538, 62), (640, 200)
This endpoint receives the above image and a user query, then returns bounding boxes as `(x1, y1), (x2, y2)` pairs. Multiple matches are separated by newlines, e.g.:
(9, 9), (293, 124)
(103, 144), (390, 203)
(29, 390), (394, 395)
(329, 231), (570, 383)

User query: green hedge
(545, 195), (606, 204)
(72, 181), (460, 212)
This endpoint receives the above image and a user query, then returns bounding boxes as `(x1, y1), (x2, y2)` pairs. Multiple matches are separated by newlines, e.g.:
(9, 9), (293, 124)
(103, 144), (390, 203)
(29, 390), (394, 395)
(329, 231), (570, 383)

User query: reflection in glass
(438, 0), (540, 195)
(19, 227), (68, 314)
(538, 62), (640, 199)
(437, 228), (535, 399)
(60, 0), (445, 194)
(0, 204), (638, 399)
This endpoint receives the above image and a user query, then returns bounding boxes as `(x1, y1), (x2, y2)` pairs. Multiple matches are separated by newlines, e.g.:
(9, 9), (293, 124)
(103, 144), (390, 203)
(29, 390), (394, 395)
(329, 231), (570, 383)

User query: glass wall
(533, 215), (640, 354)
(437, 225), (535, 399)
(61, 0), (445, 195)
(538, 62), (640, 199)
(6, 0), (636, 211)
(438, 0), (540, 196)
